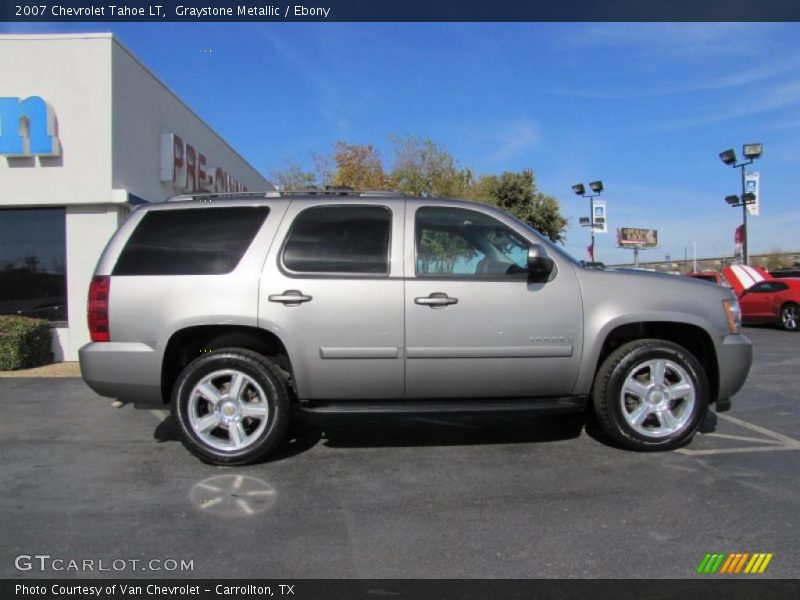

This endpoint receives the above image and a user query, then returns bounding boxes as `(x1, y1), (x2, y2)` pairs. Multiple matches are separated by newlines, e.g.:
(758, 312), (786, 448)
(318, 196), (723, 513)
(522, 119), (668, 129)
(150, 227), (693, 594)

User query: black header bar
(1, 0), (800, 23)
(3, 579), (800, 600)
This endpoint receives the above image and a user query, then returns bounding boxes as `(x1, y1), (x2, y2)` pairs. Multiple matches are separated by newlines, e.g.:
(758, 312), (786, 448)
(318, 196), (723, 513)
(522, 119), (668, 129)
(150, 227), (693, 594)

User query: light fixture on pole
(572, 180), (604, 262)
(719, 143), (763, 264)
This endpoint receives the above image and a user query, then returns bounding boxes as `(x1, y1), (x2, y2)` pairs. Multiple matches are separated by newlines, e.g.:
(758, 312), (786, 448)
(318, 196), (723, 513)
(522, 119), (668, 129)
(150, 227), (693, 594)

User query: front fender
(572, 311), (722, 396)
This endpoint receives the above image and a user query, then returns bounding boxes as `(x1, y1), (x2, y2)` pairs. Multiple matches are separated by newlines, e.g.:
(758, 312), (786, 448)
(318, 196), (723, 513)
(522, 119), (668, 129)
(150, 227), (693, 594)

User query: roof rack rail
(166, 191), (280, 202)
(278, 188), (402, 197)
(167, 188), (403, 202)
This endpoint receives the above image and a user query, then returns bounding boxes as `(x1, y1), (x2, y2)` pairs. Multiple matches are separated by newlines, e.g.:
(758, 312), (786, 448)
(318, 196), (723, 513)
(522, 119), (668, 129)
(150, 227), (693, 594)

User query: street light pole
(719, 144), (762, 266)
(572, 181), (604, 263)
(727, 158), (754, 264)
(740, 163), (748, 265)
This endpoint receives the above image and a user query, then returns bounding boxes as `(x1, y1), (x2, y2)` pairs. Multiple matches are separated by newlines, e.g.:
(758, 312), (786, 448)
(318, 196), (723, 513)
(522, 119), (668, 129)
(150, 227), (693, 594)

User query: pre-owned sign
(160, 133), (247, 194)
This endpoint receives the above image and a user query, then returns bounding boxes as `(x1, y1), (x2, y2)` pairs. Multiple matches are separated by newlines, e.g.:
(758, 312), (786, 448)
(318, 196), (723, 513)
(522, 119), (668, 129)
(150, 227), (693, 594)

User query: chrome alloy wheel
(782, 304), (799, 330)
(188, 369), (270, 452)
(619, 359), (696, 438)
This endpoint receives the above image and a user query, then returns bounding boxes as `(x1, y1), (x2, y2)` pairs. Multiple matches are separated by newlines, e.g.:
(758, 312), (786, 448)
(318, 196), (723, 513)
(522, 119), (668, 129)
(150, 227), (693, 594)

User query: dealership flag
(734, 225), (744, 263)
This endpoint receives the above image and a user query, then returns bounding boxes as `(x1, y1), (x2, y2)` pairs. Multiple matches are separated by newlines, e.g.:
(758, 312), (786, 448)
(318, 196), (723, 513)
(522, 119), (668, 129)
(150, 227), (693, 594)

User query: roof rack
(167, 189), (403, 202)
(279, 188), (401, 197)
(166, 191), (280, 202)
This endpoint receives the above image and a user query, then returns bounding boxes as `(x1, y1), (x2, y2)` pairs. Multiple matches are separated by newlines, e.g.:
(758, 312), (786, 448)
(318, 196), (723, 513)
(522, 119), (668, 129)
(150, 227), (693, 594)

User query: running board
(299, 396), (588, 415)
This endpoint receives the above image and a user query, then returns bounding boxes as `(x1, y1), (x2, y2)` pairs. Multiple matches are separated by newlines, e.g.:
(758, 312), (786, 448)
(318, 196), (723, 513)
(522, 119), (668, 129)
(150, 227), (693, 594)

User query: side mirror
(527, 244), (554, 282)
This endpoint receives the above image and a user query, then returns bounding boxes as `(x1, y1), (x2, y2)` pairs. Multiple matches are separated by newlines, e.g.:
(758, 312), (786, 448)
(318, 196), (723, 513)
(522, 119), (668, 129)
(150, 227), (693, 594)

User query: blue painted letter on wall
(0, 96), (61, 157)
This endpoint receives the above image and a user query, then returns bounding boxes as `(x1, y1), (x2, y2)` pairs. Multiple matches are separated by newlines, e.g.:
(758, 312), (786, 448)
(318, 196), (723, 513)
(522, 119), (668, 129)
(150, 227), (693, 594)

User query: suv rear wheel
(171, 349), (290, 465)
(593, 339), (709, 451)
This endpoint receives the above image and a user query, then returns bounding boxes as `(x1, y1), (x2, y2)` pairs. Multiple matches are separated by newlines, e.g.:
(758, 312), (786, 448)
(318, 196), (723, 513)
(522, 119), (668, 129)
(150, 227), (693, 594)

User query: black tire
(171, 349), (290, 465)
(780, 303), (800, 331)
(592, 339), (709, 451)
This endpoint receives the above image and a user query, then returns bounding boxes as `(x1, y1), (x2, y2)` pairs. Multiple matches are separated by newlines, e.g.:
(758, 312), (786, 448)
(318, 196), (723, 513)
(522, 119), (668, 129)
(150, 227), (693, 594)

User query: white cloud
(446, 117), (543, 169)
(561, 23), (774, 58)
(552, 55), (800, 99)
(651, 80), (800, 131)
(486, 119), (542, 164)
(256, 29), (363, 135)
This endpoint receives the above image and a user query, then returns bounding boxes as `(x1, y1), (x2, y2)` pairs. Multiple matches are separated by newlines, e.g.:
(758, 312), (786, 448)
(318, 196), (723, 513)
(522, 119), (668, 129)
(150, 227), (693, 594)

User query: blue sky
(4, 22), (799, 263)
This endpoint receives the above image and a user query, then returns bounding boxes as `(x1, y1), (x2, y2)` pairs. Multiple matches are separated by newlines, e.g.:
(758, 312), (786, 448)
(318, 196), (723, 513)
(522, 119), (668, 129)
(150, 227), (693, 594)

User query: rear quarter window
(113, 206), (270, 276)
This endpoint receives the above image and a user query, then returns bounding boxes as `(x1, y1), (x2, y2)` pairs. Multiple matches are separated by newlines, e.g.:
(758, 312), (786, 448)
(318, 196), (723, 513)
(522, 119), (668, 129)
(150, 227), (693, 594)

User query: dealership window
(0, 208), (67, 321)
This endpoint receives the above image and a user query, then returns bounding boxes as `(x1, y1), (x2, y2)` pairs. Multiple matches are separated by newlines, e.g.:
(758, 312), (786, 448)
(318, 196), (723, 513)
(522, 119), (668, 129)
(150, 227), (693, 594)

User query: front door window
(415, 207), (529, 278)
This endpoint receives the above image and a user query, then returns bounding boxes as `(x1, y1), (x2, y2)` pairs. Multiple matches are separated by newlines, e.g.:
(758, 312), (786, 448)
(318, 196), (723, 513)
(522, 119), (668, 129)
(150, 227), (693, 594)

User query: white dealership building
(0, 34), (273, 361)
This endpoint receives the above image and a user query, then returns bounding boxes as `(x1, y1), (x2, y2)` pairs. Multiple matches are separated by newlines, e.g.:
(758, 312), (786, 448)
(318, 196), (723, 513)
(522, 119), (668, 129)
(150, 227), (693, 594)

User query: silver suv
(80, 191), (752, 464)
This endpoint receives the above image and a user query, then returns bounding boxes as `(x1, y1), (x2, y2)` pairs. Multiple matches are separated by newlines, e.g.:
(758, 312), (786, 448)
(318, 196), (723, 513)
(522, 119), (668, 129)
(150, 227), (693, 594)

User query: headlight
(723, 299), (741, 334)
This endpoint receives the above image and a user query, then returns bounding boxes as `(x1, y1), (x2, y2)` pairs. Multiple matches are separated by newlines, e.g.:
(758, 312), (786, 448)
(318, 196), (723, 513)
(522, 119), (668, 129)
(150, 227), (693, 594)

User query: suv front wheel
(171, 349), (290, 465)
(593, 339), (709, 451)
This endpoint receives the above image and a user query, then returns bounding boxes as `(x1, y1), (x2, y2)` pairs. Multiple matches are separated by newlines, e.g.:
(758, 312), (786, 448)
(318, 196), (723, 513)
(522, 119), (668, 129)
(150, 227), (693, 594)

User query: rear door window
(282, 205), (391, 274)
(113, 206), (270, 276)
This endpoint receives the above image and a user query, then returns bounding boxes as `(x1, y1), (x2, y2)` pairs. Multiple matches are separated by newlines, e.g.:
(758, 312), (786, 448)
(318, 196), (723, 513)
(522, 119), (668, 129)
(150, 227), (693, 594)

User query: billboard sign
(617, 227), (658, 247)
(745, 171), (760, 216)
(591, 199), (607, 233)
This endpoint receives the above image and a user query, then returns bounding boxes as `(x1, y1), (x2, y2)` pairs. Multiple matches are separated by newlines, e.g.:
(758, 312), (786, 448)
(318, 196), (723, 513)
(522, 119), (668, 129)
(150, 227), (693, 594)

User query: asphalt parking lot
(1, 327), (798, 579)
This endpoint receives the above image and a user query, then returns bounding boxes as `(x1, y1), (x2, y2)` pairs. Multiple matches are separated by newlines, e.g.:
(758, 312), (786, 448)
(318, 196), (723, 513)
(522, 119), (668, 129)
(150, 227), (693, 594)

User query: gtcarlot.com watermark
(14, 554), (194, 573)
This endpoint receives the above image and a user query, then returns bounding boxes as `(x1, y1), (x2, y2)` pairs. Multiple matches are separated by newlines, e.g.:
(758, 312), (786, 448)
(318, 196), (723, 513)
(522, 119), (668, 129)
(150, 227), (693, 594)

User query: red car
(685, 271), (731, 287)
(723, 265), (800, 331)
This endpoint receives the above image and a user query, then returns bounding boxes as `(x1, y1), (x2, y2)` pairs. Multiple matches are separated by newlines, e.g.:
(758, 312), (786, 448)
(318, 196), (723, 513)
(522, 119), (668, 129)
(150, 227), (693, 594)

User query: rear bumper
(715, 333), (752, 408)
(79, 342), (163, 406)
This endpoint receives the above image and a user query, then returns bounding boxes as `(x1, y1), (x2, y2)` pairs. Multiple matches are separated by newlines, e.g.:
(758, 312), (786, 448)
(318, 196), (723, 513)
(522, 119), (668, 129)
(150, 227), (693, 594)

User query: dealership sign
(0, 96), (61, 157)
(745, 171), (760, 216)
(591, 199), (608, 233)
(617, 227), (658, 247)
(160, 133), (247, 194)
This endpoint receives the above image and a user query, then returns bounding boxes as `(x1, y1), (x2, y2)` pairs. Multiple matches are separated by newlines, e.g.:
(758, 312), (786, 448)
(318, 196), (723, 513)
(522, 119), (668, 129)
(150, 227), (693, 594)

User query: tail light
(88, 275), (110, 342)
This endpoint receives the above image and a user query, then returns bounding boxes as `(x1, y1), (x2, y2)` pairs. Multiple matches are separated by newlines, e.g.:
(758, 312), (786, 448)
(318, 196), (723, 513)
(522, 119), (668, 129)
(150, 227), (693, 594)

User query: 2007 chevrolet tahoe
(80, 191), (752, 464)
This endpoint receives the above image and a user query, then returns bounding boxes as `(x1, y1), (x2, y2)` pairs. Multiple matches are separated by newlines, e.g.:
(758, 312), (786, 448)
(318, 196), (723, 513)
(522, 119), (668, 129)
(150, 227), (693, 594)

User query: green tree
(417, 231), (476, 274)
(268, 159), (318, 190)
(389, 135), (473, 198)
(331, 141), (387, 189)
(761, 248), (791, 271)
(471, 170), (567, 243)
(273, 138), (568, 245)
(311, 151), (335, 187)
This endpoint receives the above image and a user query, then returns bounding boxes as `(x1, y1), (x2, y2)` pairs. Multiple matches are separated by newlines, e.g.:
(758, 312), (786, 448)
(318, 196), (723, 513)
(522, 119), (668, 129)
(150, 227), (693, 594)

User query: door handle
(268, 290), (313, 306)
(415, 292), (458, 307)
